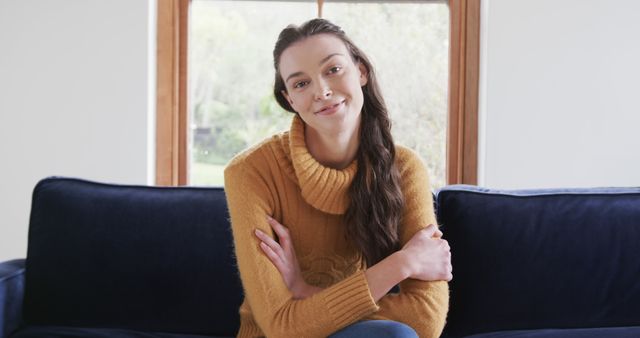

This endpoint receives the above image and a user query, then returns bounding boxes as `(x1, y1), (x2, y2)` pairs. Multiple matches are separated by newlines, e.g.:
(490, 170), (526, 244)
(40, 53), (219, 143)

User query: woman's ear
(281, 90), (294, 106)
(357, 62), (368, 87)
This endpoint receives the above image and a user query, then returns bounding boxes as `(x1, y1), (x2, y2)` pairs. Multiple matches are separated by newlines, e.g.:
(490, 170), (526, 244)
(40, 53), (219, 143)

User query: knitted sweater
(224, 114), (449, 338)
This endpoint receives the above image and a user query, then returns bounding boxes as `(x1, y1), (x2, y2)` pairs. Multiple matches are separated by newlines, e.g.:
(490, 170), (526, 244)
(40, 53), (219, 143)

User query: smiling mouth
(315, 100), (345, 115)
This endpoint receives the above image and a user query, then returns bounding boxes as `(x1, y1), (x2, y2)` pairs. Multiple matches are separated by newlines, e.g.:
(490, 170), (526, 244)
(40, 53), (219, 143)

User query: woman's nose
(314, 82), (332, 100)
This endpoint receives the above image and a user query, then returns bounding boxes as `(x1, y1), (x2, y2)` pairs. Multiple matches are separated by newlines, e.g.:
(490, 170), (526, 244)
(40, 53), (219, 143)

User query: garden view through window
(189, 1), (449, 189)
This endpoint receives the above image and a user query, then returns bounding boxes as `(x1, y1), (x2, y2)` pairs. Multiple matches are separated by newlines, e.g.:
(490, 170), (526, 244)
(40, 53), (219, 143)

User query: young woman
(224, 18), (452, 338)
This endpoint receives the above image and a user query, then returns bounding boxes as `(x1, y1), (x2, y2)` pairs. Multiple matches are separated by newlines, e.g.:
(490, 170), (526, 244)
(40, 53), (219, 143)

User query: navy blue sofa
(1, 177), (639, 337)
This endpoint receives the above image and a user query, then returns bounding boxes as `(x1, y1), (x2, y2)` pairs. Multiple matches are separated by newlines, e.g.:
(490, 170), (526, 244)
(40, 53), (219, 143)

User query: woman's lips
(315, 100), (345, 115)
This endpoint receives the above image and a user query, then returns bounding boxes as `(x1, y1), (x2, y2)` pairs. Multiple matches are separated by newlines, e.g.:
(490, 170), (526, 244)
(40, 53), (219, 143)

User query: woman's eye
(294, 81), (308, 89)
(328, 66), (342, 74)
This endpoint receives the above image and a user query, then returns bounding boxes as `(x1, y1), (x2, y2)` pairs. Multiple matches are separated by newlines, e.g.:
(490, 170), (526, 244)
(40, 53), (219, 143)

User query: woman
(224, 18), (452, 338)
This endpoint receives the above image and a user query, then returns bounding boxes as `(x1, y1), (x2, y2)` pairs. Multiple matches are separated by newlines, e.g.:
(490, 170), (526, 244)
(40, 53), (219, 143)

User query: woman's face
(279, 34), (368, 137)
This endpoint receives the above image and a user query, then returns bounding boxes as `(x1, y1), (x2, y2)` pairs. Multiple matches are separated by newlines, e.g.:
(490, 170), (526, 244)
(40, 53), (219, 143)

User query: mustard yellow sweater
(224, 114), (449, 338)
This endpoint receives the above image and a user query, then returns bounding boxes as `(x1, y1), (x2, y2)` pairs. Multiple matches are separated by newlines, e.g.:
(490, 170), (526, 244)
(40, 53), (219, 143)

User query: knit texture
(224, 114), (449, 338)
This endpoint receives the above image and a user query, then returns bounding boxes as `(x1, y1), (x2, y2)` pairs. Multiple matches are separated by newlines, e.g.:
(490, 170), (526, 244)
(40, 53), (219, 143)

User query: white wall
(0, 0), (156, 261)
(478, 0), (640, 189)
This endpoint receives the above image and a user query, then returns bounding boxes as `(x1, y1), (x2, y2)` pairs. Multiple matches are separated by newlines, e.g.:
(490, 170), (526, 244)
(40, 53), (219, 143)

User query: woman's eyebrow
(318, 53), (343, 65)
(285, 53), (345, 83)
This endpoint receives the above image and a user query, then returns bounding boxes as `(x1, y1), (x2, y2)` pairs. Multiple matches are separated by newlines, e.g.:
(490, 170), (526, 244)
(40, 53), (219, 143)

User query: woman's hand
(401, 224), (452, 282)
(255, 216), (321, 299)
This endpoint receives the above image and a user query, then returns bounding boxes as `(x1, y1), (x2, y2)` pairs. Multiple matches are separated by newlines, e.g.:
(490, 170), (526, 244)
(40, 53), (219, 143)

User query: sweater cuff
(236, 323), (263, 338)
(323, 270), (379, 328)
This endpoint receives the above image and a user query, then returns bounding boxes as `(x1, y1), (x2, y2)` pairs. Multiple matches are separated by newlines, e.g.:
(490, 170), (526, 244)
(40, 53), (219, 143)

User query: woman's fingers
(254, 216), (311, 297)
(255, 229), (285, 258)
(259, 241), (285, 272)
(426, 223), (443, 238)
(434, 228), (443, 238)
(267, 216), (291, 248)
(422, 224), (438, 238)
(402, 223), (454, 282)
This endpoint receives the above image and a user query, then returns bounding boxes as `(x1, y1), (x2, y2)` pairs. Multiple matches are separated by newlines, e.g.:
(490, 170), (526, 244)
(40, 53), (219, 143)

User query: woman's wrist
(393, 249), (414, 280)
(290, 281), (306, 299)
(303, 284), (323, 298)
(364, 250), (414, 301)
(291, 281), (322, 300)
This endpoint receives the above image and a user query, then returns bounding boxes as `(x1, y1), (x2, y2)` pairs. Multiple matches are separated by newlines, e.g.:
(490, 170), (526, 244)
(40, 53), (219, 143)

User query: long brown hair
(272, 19), (404, 266)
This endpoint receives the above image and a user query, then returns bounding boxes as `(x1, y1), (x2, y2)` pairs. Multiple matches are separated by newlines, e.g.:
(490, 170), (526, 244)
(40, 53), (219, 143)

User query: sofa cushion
(0, 259), (26, 338)
(436, 185), (640, 338)
(10, 325), (232, 338)
(23, 177), (243, 336)
(464, 326), (640, 338)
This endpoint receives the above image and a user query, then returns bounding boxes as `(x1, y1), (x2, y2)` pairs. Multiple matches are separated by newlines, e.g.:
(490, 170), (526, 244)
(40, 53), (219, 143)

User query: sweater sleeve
(366, 148), (449, 338)
(224, 154), (379, 338)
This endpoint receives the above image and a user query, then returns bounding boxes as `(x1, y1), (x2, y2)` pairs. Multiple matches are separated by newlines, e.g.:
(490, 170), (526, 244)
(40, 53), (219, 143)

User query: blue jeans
(329, 320), (418, 338)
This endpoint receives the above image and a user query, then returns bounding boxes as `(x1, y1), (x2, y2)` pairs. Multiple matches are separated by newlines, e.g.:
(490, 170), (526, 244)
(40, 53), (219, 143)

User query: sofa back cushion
(24, 177), (243, 336)
(437, 185), (640, 338)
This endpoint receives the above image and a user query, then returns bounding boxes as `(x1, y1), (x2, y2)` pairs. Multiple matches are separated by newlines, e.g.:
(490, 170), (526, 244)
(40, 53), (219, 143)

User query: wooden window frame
(448, 0), (480, 185)
(155, 0), (480, 186)
(156, 0), (189, 186)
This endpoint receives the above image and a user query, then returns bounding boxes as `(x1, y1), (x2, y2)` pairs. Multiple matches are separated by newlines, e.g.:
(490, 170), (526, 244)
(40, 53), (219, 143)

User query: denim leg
(329, 320), (418, 338)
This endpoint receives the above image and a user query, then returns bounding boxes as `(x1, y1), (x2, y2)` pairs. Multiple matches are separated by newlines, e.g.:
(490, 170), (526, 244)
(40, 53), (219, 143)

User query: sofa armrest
(0, 259), (25, 338)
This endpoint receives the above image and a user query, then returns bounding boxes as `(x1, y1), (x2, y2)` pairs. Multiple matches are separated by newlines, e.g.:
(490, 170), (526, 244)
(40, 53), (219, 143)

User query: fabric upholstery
(437, 185), (640, 338)
(0, 259), (25, 338)
(464, 326), (640, 337)
(21, 177), (243, 337)
(10, 325), (231, 338)
(7, 178), (640, 337)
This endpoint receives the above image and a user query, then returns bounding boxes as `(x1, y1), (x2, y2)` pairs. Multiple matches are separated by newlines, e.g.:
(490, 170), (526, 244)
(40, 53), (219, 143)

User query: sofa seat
(465, 326), (640, 338)
(9, 325), (232, 338)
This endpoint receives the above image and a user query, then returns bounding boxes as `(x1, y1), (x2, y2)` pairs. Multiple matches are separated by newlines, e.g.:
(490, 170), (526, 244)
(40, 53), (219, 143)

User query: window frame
(155, 0), (480, 186)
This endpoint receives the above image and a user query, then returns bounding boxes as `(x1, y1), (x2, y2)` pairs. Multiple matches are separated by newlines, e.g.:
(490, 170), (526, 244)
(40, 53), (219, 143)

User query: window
(155, 0), (479, 187)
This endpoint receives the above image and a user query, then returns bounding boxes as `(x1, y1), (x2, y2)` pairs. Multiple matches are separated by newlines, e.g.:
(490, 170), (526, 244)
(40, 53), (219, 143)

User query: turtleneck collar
(288, 114), (357, 215)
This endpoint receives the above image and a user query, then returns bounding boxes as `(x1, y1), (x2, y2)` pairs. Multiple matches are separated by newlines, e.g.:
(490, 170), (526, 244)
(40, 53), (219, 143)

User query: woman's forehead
(279, 34), (351, 73)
